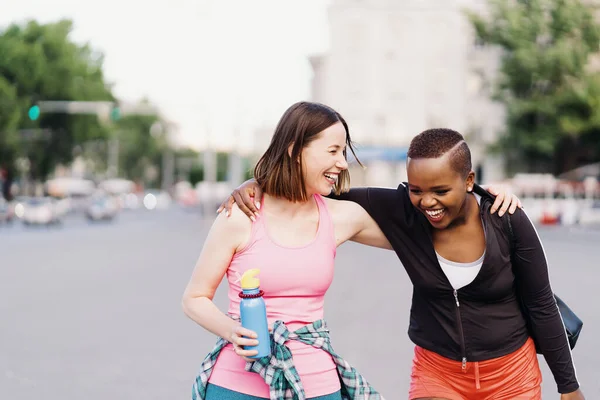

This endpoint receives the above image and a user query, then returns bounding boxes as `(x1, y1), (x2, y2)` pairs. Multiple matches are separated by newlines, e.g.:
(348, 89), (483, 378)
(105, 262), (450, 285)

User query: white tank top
(436, 193), (485, 290)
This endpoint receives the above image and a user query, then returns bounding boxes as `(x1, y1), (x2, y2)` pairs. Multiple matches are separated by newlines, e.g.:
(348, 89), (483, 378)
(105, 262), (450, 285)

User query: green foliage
(216, 152), (229, 182)
(188, 164), (204, 185)
(466, 0), (600, 174)
(0, 19), (113, 179)
(113, 112), (163, 183)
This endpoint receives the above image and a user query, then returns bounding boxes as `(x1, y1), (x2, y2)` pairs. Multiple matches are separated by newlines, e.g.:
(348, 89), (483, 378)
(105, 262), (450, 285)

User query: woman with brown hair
(183, 101), (392, 400)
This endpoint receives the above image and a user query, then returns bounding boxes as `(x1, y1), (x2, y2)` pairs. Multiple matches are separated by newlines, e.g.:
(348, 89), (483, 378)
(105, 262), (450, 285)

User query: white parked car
(21, 197), (61, 226)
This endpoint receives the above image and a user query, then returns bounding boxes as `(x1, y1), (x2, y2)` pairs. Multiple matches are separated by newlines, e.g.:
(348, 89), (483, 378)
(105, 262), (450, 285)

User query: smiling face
(254, 101), (360, 202)
(407, 151), (475, 229)
(300, 122), (349, 197)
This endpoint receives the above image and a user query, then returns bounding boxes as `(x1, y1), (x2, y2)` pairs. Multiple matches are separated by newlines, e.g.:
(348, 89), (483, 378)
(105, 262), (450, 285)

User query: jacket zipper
(453, 289), (467, 372)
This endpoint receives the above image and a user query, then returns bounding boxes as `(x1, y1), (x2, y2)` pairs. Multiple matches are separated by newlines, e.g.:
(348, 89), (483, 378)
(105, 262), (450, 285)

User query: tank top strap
(250, 196), (269, 241)
(313, 194), (336, 248)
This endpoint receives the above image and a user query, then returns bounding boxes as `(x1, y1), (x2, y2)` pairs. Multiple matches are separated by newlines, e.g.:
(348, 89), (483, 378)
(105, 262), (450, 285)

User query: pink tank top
(208, 194), (341, 398)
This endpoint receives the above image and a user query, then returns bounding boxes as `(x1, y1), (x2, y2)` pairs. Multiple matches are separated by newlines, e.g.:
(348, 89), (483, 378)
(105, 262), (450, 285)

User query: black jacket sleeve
(510, 209), (579, 394)
(328, 187), (373, 213)
(328, 186), (411, 228)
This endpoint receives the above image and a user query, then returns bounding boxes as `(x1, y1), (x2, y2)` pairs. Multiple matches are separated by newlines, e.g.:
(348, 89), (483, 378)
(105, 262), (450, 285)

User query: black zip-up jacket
(333, 183), (579, 394)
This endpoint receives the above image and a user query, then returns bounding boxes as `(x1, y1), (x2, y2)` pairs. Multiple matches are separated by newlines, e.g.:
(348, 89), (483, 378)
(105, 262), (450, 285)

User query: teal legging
(205, 383), (342, 400)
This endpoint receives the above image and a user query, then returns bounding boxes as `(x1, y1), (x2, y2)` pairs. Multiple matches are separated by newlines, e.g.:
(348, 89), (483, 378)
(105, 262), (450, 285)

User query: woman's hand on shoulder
(217, 179), (262, 221)
(481, 183), (523, 216)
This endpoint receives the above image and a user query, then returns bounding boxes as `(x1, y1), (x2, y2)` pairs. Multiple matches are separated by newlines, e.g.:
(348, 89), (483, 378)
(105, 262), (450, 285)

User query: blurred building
(309, 0), (507, 186)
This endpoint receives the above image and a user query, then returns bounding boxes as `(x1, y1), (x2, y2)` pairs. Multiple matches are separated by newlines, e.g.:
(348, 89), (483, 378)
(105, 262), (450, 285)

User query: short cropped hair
(254, 101), (361, 202)
(407, 128), (472, 178)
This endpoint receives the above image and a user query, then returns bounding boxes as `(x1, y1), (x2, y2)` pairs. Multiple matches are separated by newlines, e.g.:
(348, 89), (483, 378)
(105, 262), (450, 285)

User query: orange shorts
(409, 337), (542, 400)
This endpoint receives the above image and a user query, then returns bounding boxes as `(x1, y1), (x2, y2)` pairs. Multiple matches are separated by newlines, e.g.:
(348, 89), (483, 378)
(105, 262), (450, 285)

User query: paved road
(1, 209), (598, 399)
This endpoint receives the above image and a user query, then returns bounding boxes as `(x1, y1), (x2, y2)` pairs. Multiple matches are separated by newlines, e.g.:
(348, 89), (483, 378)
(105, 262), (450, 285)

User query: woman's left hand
(483, 184), (523, 216)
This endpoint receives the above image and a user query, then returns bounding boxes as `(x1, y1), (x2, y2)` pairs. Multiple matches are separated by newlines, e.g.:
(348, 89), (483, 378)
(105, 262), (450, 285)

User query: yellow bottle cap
(240, 268), (261, 289)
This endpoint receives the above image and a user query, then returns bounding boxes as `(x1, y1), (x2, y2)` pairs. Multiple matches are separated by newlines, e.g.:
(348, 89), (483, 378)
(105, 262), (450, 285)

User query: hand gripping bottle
(239, 268), (271, 358)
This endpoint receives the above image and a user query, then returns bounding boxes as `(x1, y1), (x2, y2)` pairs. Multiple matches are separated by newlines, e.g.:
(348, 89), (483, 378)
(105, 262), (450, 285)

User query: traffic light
(110, 105), (121, 121)
(28, 105), (40, 121)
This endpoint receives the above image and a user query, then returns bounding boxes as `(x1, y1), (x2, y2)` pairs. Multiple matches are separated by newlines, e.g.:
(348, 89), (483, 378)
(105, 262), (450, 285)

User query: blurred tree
(188, 164), (204, 185)
(113, 109), (164, 186)
(181, 152), (255, 185)
(0, 19), (113, 181)
(216, 152), (229, 182)
(467, 0), (600, 175)
(171, 147), (203, 185)
(0, 79), (20, 196)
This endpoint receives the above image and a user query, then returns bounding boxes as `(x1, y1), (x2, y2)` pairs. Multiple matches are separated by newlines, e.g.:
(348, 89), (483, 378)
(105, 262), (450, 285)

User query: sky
(0, 0), (331, 151)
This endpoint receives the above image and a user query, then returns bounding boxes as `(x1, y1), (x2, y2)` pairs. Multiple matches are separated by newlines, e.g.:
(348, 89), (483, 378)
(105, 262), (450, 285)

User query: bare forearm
(182, 296), (239, 341)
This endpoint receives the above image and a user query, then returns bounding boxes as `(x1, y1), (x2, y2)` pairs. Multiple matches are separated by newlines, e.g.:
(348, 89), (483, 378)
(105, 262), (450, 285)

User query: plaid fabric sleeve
(191, 336), (229, 400)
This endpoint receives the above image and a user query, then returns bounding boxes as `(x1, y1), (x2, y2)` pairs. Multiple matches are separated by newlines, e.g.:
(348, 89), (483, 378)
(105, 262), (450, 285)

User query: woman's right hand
(217, 178), (263, 220)
(229, 325), (260, 362)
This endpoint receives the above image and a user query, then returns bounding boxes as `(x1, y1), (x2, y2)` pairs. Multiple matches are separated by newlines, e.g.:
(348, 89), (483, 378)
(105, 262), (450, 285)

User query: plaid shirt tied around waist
(192, 318), (384, 400)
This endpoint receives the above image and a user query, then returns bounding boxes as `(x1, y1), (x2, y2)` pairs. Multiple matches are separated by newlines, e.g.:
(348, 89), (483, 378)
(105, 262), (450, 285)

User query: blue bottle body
(239, 288), (271, 358)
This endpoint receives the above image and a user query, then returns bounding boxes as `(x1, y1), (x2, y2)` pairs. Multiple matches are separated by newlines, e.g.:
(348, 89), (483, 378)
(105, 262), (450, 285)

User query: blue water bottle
(239, 268), (271, 358)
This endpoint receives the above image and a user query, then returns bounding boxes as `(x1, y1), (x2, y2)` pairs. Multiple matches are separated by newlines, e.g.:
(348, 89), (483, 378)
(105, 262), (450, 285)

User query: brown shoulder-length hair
(254, 101), (362, 202)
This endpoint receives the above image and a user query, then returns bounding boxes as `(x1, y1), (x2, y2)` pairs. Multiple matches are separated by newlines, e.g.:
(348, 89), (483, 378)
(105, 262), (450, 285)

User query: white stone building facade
(310, 0), (507, 186)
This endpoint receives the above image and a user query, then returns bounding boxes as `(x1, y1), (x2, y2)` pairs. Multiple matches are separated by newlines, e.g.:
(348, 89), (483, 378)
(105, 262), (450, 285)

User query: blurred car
(85, 195), (119, 221)
(142, 190), (172, 211)
(21, 197), (62, 226)
(117, 192), (140, 210)
(0, 198), (15, 224)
